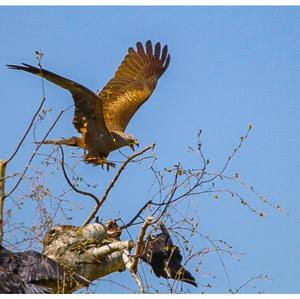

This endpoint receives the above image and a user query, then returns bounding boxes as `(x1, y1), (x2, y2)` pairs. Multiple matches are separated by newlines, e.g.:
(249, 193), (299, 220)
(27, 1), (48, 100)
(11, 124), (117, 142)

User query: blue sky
(0, 6), (299, 294)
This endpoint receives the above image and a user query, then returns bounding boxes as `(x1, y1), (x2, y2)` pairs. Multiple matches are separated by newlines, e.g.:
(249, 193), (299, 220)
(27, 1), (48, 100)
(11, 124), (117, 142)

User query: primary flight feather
(7, 40), (170, 168)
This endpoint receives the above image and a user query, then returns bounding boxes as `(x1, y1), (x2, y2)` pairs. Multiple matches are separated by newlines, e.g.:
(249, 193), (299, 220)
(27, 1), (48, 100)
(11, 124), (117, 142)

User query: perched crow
(140, 224), (197, 287)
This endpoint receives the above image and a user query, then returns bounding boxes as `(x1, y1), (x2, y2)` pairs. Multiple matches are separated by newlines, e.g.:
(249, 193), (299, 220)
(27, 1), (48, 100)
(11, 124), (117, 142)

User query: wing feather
(154, 42), (161, 60)
(7, 63), (112, 153)
(99, 40), (170, 132)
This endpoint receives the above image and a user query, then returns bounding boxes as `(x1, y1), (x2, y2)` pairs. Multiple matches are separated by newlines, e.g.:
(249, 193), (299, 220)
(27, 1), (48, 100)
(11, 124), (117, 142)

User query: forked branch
(59, 145), (100, 205)
(82, 144), (155, 226)
(4, 109), (66, 201)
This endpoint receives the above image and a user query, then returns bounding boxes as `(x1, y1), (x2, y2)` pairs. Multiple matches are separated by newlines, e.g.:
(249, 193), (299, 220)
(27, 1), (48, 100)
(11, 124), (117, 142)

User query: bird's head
(111, 131), (139, 151)
(125, 133), (139, 151)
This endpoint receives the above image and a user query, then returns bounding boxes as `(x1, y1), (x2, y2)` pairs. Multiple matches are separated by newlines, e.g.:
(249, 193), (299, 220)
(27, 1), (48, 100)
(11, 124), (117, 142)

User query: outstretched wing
(0, 265), (50, 294)
(0, 246), (89, 293)
(7, 63), (112, 152)
(99, 40), (170, 132)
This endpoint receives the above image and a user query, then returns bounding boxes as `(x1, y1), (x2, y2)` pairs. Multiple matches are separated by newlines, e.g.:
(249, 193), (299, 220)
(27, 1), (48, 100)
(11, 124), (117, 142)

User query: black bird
(0, 264), (50, 294)
(0, 245), (89, 294)
(140, 224), (198, 287)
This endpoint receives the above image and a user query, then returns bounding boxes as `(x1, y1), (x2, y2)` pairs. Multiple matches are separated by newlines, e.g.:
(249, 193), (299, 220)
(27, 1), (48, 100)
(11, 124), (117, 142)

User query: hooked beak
(129, 141), (139, 151)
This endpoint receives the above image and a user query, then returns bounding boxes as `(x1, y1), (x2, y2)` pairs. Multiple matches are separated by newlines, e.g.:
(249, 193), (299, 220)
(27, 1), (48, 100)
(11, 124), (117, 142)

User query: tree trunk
(42, 221), (135, 293)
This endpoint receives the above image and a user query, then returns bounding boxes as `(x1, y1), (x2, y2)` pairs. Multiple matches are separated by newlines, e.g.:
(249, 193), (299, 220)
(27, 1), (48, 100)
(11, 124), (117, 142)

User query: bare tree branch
(59, 145), (99, 205)
(6, 93), (46, 165)
(233, 274), (270, 294)
(82, 144), (155, 226)
(201, 124), (252, 185)
(3, 109), (65, 201)
(120, 200), (153, 230)
(130, 216), (153, 274)
(122, 249), (145, 293)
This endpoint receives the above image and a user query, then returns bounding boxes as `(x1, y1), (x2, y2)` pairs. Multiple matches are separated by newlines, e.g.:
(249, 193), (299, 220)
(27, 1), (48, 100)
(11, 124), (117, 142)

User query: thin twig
(154, 164), (181, 223)
(4, 109), (65, 200)
(120, 200), (153, 230)
(233, 275), (269, 294)
(59, 146), (100, 205)
(0, 172), (21, 183)
(6, 98), (46, 165)
(201, 125), (252, 185)
(82, 144), (155, 226)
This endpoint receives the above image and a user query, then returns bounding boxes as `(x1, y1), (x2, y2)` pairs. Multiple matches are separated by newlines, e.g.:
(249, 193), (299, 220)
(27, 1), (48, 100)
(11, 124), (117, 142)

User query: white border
(2, 294), (300, 298)
(0, 1), (298, 298)
(0, 0), (299, 6)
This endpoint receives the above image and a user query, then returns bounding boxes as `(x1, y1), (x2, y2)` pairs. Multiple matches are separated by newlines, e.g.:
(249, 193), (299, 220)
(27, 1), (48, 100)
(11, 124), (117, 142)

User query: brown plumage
(7, 40), (170, 168)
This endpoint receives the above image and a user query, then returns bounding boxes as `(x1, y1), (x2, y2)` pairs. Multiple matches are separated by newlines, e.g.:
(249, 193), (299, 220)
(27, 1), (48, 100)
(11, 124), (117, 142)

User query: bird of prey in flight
(7, 40), (170, 168)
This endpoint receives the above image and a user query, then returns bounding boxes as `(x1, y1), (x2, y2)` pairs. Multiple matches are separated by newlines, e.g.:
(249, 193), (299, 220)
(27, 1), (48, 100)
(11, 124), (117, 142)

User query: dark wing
(166, 246), (198, 287)
(141, 227), (198, 287)
(16, 250), (65, 288)
(0, 248), (53, 294)
(99, 40), (170, 132)
(7, 63), (112, 151)
(0, 247), (89, 293)
(140, 234), (170, 277)
(0, 265), (50, 294)
(0, 248), (63, 290)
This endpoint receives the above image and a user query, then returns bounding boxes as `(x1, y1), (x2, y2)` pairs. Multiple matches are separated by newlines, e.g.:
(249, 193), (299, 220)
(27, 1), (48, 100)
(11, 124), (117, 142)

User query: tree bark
(42, 222), (135, 293)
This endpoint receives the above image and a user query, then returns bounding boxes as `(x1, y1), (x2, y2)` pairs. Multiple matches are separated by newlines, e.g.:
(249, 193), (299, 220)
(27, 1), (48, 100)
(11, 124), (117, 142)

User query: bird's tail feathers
(34, 137), (80, 147)
(176, 268), (198, 287)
